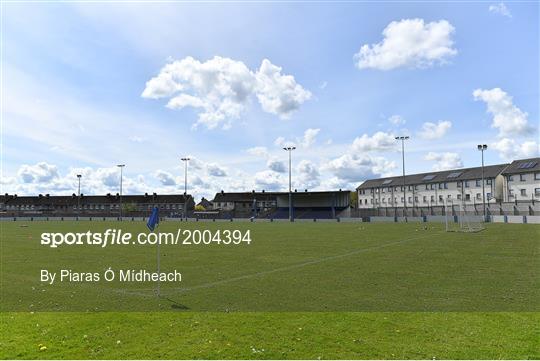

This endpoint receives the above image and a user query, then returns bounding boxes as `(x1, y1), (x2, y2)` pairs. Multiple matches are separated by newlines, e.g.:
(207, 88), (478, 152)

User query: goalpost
(444, 199), (485, 233)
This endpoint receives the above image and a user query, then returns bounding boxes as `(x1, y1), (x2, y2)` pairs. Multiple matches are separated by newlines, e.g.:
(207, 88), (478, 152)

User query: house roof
(212, 190), (351, 202)
(212, 192), (281, 202)
(501, 157), (540, 175)
(197, 197), (213, 207)
(0, 193), (193, 205)
(357, 163), (509, 189)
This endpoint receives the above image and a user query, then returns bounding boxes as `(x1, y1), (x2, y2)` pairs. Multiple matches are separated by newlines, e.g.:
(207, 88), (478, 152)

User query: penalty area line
(115, 231), (440, 298)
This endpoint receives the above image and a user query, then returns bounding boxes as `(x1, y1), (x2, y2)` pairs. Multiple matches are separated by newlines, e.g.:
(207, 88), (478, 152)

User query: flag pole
(147, 206), (161, 298)
(157, 234), (160, 297)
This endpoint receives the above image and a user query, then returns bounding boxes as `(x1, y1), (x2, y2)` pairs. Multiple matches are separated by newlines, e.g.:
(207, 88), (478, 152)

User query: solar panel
(517, 161), (537, 169)
(382, 179), (393, 185)
(422, 175), (436, 181)
(447, 172), (462, 178)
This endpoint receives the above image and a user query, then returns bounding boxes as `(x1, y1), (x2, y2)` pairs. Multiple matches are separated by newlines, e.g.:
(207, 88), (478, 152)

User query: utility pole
(477, 144), (488, 219)
(181, 157), (190, 220)
(395, 136), (409, 219)
(283, 146), (296, 222)
(117, 164), (125, 221)
(77, 174), (81, 219)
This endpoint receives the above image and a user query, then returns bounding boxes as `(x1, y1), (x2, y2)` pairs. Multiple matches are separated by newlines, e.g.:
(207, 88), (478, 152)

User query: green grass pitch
(1, 221), (539, 359)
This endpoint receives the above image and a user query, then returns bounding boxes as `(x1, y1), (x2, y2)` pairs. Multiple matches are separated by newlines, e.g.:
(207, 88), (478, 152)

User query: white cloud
(489, 3), (512, 17)
(8, 163), (151, 196)
(142, 56), (310, 129)
(473, 88), (532, 137)
(246, 146), (269, 158)
(354, 18), (457, 70)
(18, 162), (59, 183)
(274, 128), (320, 149)
(255, 59), (312, 118)
(206, 163), (227, 177)
(267, 158), (287, 173)
(424, 152), (463, 171)
(253, 170), (284, 191)
(155, 170), (176, 186)
(274, 136), (287, 147)
(492, 138), (539, 161)
(324, 153), (396, 182)
(296, 160), (320, 189)
(299, 128), (320, 148)
(351, 131), (396, 152)
(388, 115), (406, 125)
(418, 120), (452, 140)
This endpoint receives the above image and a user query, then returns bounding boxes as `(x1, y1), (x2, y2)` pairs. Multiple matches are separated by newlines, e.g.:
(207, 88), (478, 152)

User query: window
(517, 161), (538, 169)
(520, 189), (527, 196)
(414, 185), (418, 190)
(423, 196), (427, 203)
(476, 193), (481, 200)
(414, 196), (418, 202)
(535, 173), (540, 180)
(431, 184), (436, 190)
(438, 183), (443, 189)
(439, 195), (443, 201)
(430, 195), (435, 202)
(476, 179), (481, 187)
(370, 199), (373, 204)
(465, 181), (470, 188)
(520, 174), (526, 181)
(535, 188), (540, 196)
(465, 194), (471, 201)
(401, 197), (404, 202)
(457, 194), (462, 200)
(408, 197), (412, 203)
(447, 195), (451, 199)
(425, 185), (429, 190)
(444, 182), (448, 189)
(487, 179), (492, 185)
(487, 193), (492, 200)
(447, 172), (462, 178)
(508, 175), (514, 181)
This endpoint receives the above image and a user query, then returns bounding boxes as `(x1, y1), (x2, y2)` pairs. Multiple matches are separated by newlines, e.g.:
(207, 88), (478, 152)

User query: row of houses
(0, 193), (195, 217)
(356, 157), (540, 216)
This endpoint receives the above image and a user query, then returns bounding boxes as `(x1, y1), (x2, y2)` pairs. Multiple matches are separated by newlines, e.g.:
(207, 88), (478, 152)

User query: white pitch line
(116, 231), (439, 298)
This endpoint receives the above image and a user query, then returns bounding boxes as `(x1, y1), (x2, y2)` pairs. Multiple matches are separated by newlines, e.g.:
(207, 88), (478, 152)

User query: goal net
(444, 199), (485, 233)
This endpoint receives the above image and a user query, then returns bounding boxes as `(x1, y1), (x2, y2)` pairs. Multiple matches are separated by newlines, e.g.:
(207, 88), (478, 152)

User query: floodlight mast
(395, 136), (409, 219)
(477, 144), (488, 219)
(117, 164), (125, 221)
(283, 146), (296, 222)
(181, 157), (190, 220)
(76, 174), (82, 219)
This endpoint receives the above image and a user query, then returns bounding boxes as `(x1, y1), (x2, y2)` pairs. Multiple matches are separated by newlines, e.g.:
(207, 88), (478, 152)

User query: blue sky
(2, 1), (538, 200)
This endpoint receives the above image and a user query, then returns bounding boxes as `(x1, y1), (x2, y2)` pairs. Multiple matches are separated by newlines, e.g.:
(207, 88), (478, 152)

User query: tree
(194, 204), (206, 211)
(349, 191), (358, 208)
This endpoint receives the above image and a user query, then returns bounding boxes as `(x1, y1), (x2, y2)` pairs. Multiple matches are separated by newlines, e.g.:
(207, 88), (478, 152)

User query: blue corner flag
(147, 206), (159, 232)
